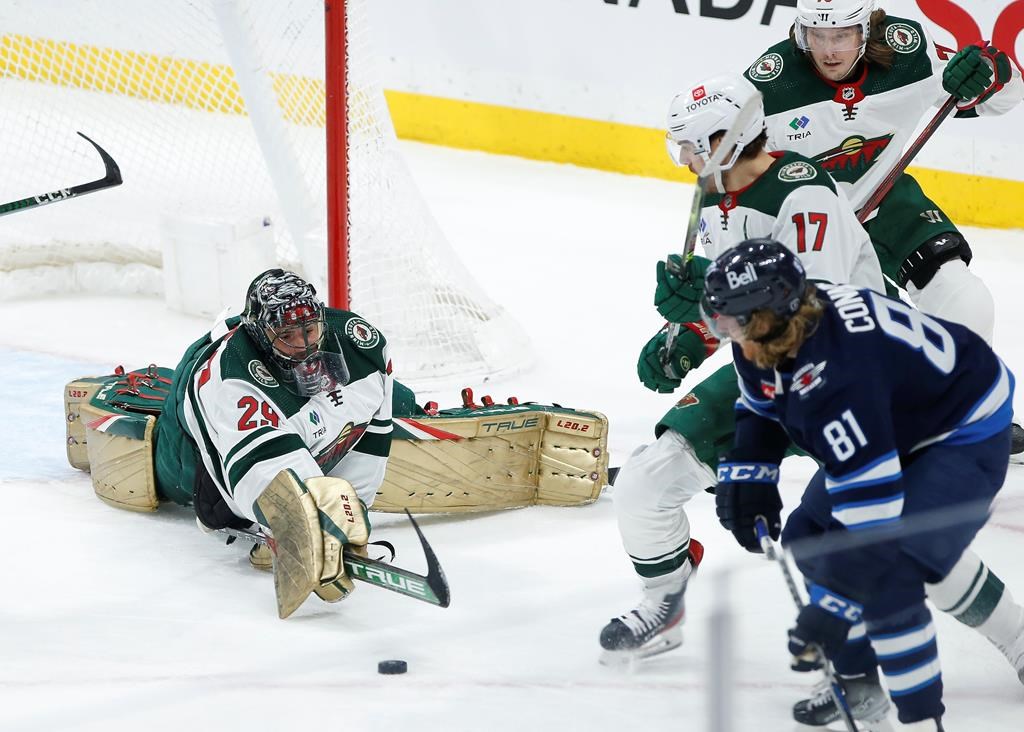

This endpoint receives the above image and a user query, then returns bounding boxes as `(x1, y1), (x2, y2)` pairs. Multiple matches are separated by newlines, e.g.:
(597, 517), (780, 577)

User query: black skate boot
(599, 540), (703, 664)
(792, 670), (890, 727)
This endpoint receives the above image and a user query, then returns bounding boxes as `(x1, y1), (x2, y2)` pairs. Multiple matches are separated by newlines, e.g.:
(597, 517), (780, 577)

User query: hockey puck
(378, 659), (408, 675)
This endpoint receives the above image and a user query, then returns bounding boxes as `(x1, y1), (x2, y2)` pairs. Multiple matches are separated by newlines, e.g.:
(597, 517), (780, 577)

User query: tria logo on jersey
(726, 262), (758, 289)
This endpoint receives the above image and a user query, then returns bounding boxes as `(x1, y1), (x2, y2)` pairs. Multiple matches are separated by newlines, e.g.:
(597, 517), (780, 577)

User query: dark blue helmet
(701, 238), (806, 329)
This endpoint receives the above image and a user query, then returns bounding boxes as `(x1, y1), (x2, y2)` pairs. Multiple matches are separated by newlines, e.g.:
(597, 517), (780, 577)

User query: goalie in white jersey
(154, 269), (394, 618)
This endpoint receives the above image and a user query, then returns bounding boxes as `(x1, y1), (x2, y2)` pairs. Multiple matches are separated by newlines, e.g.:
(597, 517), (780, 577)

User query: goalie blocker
(64, 367), (609, 515)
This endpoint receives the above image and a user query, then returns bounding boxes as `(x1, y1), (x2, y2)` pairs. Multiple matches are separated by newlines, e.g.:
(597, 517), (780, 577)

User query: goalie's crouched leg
(253, 470), (370, 619)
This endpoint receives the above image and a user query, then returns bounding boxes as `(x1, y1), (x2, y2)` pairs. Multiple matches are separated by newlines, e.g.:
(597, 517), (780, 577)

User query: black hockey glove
(715, 459), (782, 553)
(654, 254), (712, 323)
(787, 583), (863, 672)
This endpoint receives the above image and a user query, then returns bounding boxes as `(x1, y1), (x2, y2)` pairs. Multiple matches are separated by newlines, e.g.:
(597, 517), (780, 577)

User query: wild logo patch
(813, 133), (894, 183)
(675, 393), (700, 409)
(748, 53), (784, 82)
(248, 359), (278, 388)
(885, 23), (921, 54)
(778, 161), (818, 182)
(345, 317), (380, 349)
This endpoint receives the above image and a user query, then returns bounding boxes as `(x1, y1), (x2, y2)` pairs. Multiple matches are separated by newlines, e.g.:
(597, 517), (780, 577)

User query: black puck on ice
(378, 659), (408, 675)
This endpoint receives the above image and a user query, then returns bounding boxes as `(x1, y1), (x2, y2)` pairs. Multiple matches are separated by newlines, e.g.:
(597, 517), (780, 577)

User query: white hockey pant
(906, 259), (995, 344)
(613, 430), (716, 581)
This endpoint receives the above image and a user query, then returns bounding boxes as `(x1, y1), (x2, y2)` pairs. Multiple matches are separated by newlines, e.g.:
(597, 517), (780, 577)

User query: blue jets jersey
(732, 284), (1014, 532)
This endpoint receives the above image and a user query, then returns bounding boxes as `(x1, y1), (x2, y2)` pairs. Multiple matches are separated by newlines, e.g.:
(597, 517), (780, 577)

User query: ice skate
(993, 621), (1024, 684)
(599, 540), (703, 665)
(792, 670), (891, 730)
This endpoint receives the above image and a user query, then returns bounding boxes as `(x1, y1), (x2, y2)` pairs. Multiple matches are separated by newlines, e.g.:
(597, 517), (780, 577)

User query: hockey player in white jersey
(154, 269), (394, 618)
(743, 0), (1024, 454)
(706, 238), (1015, 730)
(600, 72), (882, 662)
(603, 72), (1024, 695)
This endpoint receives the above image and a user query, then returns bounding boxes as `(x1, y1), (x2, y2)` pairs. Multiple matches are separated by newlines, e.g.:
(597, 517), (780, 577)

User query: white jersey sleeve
(185, 362), (323, 525)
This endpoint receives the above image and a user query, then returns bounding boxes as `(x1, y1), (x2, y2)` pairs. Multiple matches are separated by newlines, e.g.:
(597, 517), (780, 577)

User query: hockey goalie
(63, 269), (609, 617)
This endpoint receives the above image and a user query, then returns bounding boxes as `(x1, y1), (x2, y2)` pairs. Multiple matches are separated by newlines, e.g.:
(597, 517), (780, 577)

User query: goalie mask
(700, 238), (806, 342)
(666, 73), (765, 193)
(242, 269), (349, 396)
(794, 0), (875, 57)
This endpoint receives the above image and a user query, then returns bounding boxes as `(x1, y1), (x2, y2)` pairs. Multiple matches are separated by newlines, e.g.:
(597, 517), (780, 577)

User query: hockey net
(0, 0), (531, 385)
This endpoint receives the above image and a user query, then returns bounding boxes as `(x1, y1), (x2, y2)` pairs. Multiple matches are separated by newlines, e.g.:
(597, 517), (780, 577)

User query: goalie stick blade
(218, 510), (451, 609)
(0, 131), (123, 218)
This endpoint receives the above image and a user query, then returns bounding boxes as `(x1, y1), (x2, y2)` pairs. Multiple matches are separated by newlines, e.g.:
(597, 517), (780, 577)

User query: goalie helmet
(794, 0), (875, 53)
(666, 73), (765, 186)
(700, 238), (806, 341)
(242, 267), (325, 362)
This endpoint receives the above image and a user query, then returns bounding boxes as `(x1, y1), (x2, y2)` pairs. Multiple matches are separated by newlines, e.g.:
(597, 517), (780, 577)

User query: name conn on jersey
(821, 284), (874, 333)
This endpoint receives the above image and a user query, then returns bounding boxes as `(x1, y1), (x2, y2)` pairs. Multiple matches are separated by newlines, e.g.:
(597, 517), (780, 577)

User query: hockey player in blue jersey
(704, 239), (1014, 731)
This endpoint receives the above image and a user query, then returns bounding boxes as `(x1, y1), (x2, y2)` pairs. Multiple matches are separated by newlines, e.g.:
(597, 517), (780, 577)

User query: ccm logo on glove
(716, 462), (780, 483)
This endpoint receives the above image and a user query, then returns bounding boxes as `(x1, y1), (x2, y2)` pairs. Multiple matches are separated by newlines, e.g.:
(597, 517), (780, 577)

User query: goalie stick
(660, 90), (764, 374)
(753, 517), (897, 732)
(223, 508), (451, 608)
(0, 132), (122, 218)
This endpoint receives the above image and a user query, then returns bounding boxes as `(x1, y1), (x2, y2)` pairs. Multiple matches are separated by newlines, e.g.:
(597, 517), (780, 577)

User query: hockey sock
(867, 605), (944, 724)
(926, 548), (1024, 647)
(832, 621), (879, 677)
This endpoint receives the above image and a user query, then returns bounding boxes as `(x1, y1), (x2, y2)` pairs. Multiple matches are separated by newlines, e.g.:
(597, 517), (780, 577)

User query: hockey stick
(223, 508), (451, 608)
(754, 517), (865, 732)
(660, 91), (764, 373)
(856, 95), (957, 224)
(0, 132), (122, 218)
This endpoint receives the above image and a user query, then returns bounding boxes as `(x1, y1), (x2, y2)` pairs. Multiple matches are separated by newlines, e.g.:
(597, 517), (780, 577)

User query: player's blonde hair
(740, 285), (824, 369)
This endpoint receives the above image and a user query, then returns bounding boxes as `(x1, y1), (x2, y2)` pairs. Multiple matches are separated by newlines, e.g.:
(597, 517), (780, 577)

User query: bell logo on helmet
(726, 262), (759, 290)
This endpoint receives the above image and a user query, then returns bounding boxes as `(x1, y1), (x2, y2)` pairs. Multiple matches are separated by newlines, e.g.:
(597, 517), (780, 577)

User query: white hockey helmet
(666, 73), (765, 175)
(794, 0), (876, 54)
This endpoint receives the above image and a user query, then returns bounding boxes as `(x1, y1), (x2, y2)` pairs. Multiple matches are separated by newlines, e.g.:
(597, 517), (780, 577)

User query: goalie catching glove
(253, 469), (370, 619)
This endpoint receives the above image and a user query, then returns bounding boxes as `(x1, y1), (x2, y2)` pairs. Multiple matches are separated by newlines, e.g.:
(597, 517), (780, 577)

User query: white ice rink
(1, 142), (1022, 731)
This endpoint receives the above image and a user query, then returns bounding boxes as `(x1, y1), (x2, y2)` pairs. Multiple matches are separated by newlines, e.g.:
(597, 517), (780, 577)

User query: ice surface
(1, 142), (1022, 731)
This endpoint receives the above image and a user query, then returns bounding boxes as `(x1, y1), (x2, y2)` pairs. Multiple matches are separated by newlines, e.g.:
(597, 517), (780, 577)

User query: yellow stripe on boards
(2, 34), (1020, 228)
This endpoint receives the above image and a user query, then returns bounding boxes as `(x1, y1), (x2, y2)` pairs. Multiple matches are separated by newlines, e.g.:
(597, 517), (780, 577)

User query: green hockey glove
(654, 254), (712, 323)
(943, 44), (1013, 104)
(637, 322), (719, 393)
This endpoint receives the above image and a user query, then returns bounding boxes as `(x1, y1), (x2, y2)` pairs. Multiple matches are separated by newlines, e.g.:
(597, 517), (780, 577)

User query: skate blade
(599, 628), (682, 667)
(794, 713), (894, 732)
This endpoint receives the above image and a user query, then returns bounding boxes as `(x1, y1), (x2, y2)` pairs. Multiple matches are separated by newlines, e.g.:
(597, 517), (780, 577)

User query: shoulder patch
(345, 317), (381, 349)
(778, 160), (818, 182)
(748, 53), (784, 83)
(248, 359), (278, 388)
(885, 23), (922, 54)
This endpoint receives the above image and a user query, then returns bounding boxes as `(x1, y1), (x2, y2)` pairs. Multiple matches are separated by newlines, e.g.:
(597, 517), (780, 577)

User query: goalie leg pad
(376, 405), (609, 513)
(64, 377), (109, 471)
(78, 400), (159, 512)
